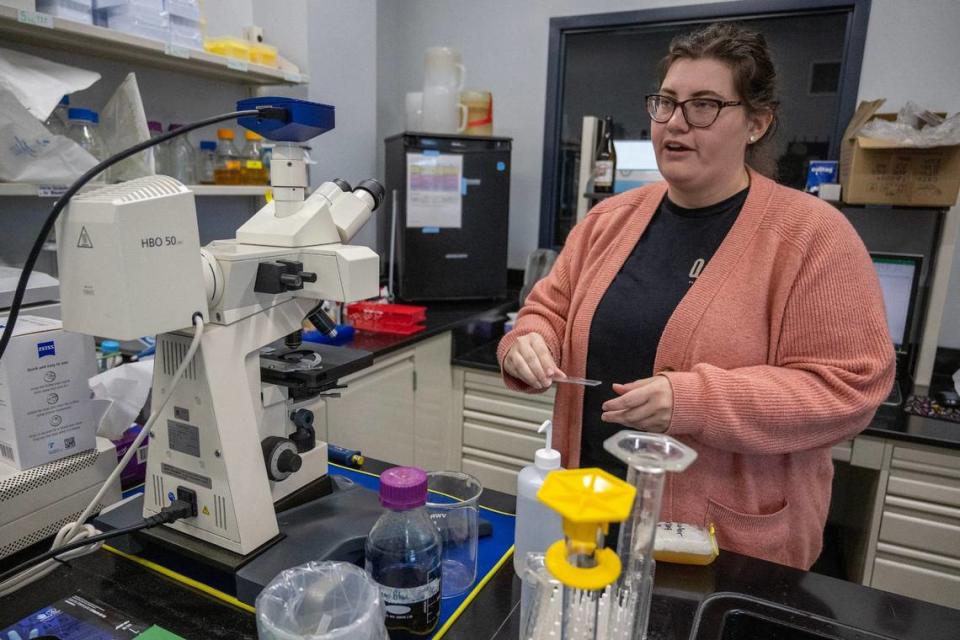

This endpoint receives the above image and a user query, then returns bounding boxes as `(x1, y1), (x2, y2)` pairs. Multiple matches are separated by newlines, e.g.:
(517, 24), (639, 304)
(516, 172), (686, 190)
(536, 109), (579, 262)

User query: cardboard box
(0, 315), (96, 470)
(840, 99), (960, 207)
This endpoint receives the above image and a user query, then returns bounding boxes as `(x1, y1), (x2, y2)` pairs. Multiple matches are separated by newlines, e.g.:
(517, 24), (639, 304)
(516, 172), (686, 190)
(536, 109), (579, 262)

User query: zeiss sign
(37, 340), (56, 358)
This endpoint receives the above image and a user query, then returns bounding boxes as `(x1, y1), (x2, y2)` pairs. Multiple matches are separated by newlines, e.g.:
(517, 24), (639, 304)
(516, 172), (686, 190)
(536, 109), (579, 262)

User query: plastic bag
(0, 86), (98, 184)
(256, 562), (388, 640)
(0, 46), (99, 120)
(89, 359), (154, 440)
(101, 73), (154, 182)
(860, 100), (960, 148)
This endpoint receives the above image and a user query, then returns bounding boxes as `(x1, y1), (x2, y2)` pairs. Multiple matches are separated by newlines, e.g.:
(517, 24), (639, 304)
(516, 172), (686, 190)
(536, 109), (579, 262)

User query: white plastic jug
(421, 46), (467, 134)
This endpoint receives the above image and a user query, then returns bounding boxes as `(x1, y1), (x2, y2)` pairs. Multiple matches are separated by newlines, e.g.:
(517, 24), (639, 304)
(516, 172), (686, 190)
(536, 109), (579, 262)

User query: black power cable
(0, 105), (289, 362)
(0, 499), (195, 586)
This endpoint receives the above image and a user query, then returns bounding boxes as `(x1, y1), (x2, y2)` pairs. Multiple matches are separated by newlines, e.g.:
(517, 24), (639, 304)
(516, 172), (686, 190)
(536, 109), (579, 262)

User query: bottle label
(380, 577), (441, 634)
(594, 160), (614, 187)
(225, 160), (241, 170)
(245, 160), (263, 169)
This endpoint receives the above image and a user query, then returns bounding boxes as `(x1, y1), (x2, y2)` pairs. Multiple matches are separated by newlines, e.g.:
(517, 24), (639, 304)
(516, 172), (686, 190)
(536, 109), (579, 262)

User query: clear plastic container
(148, 120), (164, 174)
(250, 42), (278, 67)
(95, 0), (169, 41)
(97, 339), (121, 373)
(197, 140), (216, 185)
(256, 561), (388, 640)
(67, 107), (107, 163)
(44, 95), (71, 136)
(164, 0), (199, 20)
(214, 128), (242, 185)
(37, 0), (94, 24)
(240, 130), (268, 185)
(165, 123), (196, 184)
(203, 35), (251, 61)
(365, 466), (442, 639)
(169, 14), (202, 50)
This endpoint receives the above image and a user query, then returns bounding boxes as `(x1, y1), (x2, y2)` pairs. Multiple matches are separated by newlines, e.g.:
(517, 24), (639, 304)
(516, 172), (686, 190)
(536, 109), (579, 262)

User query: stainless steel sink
(689, 593), (893, 640)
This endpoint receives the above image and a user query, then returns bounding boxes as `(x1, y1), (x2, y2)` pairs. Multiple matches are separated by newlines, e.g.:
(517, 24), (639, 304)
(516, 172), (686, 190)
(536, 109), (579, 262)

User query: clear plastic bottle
(166, 124), (196, 185)
(67, 108), (107, 161)
(44, 95), (70, 136)
(197, 140), (217, 185)
(241, 130), (268, 185)
(214, 128), (242, 185)
(97, 339), (121, 373)
(148, 120), (165, 175)
(67, 108), (107, 184)
(365, 466), (442, 639)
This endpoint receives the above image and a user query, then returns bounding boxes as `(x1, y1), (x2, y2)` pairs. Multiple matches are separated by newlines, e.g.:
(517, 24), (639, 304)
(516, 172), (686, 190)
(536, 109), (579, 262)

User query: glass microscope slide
(552, 377), (602, 386)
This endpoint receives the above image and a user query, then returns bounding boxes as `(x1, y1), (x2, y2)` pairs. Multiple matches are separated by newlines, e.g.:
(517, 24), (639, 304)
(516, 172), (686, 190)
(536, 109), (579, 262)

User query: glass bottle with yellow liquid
(214, 128), (242, 185)
(241, 131), (268, 185)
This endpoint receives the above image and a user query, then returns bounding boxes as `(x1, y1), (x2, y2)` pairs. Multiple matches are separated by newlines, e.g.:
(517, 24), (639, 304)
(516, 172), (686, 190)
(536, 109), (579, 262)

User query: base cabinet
(453, 367), (555, 495)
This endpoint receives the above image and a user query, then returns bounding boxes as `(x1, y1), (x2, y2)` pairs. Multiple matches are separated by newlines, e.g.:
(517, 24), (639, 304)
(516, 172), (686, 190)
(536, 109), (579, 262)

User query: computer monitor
(870, 253), (922, 353)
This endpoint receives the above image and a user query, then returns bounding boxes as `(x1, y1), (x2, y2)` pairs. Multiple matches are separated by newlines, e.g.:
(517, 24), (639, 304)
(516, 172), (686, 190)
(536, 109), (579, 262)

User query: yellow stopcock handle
(537, 468), (637, 591)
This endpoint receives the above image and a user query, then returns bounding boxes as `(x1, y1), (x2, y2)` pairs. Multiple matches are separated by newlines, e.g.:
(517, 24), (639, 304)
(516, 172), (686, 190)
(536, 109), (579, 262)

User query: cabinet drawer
(464, 390), (553, 424)
(893, 443), (960, 472)
(879, 505), (960, 560)
(462, 456), (521, 497)
(872, 555), (960, 610)
(464, 370), (556, 406)
(887, 465), (960, 510)
(463, 418), (542, 462)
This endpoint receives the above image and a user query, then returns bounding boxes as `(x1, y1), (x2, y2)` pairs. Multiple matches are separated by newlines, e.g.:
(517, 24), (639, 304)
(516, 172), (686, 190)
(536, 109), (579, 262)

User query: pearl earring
(749, 135), (756, 143)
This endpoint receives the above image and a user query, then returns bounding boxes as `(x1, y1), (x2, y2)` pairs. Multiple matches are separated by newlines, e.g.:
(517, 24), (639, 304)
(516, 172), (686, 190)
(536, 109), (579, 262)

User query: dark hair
(658, 22), (780, 175)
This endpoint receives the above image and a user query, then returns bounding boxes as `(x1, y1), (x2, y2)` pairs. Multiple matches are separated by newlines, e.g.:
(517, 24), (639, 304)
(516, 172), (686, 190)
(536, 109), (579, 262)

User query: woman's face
(652, 57), (764, 198)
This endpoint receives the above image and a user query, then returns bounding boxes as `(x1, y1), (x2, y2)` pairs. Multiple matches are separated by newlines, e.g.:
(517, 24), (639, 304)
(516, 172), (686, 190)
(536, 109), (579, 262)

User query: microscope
(56, 98), (384, 561)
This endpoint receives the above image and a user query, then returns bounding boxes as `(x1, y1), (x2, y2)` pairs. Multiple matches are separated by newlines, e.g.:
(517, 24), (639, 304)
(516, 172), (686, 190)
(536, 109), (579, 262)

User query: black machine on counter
(384, 133), (512, 301)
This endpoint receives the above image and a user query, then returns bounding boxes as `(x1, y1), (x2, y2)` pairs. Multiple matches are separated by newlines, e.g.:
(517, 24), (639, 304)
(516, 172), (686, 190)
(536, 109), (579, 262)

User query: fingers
(612, 378), (655, 394)
(505, 334), (558, 390)
(529, 334), (561, 380)
(603, 386), (652, 412)
(601, 377), (673, 433)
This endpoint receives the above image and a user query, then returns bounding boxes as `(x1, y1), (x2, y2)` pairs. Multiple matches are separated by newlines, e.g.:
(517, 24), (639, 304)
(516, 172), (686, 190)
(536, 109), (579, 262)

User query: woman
(498, 23), (894, 570)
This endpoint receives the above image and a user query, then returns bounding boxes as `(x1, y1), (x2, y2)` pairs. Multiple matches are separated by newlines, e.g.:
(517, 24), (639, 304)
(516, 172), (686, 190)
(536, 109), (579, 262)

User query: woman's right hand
(503, 333), (565, 390)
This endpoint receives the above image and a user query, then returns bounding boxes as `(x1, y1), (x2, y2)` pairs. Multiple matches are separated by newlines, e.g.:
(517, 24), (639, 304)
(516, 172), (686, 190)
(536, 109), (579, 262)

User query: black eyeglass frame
(645, 94), (743, 128)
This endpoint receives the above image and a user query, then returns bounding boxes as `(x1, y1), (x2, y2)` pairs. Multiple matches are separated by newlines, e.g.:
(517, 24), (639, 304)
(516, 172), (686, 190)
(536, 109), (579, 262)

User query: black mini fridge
(383, 133), (511, 301)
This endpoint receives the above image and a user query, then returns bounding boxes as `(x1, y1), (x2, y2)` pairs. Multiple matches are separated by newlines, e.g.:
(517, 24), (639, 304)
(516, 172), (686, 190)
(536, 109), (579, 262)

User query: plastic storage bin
(249, 42), (278, 67)
(346, 302), (427, 335)
(94, 0), (168, 41)
(36, 0), (93, 24)
(169, 14), (201, 49)
(203, 35), (251, 61)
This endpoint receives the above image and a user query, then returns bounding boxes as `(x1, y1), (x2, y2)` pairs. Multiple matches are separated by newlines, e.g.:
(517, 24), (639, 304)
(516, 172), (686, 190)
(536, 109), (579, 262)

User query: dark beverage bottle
(594, 115), (616, 193)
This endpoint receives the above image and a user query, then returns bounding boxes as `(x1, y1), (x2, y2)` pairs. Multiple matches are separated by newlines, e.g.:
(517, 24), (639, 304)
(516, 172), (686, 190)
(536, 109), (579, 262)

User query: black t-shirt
(580, 187), (749, 475)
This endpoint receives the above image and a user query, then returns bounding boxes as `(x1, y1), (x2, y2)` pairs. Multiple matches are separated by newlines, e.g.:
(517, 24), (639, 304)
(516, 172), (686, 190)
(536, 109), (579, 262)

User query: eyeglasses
(645, 94), (742, 128)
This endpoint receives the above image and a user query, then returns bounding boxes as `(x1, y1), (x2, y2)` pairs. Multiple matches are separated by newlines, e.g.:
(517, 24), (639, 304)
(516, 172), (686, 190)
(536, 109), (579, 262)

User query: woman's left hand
(601, 375), (674, 433)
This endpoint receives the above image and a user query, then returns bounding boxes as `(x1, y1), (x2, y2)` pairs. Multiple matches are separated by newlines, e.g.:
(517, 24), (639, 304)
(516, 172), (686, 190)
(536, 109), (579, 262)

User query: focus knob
(262, 436), (301, 482)
(277, 449), (302, 474)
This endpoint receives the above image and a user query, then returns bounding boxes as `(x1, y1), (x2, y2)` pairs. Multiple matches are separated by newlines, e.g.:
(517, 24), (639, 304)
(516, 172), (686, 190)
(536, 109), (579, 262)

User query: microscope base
(94, 474), (384, 605)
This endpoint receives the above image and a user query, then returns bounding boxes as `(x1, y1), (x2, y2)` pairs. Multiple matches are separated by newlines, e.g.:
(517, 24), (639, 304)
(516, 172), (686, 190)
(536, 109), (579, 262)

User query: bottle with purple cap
(365, 466), (442, 639)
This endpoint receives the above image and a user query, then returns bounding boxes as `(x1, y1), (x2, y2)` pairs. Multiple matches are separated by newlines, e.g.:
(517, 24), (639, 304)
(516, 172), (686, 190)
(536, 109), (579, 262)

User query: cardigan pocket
(706, 497), (792, 566)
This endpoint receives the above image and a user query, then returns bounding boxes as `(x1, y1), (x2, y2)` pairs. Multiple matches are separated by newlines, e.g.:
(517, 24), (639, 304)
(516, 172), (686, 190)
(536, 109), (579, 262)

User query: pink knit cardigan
(498, 170), (895, 569)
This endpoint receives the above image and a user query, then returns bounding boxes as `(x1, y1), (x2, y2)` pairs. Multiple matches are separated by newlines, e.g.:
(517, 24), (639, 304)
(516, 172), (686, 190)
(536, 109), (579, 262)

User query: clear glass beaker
(255, 561), (388, 640)
(425, 471), (482, 598)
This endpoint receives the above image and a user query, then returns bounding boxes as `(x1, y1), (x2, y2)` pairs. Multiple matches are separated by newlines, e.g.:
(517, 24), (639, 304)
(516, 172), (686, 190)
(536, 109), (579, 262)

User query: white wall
(307, 0), (380, 249)
(375, 0), (960, 347)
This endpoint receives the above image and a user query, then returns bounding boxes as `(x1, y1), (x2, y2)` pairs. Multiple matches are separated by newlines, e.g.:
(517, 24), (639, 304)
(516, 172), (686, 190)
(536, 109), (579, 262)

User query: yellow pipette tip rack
(537, 468), (636, 590)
